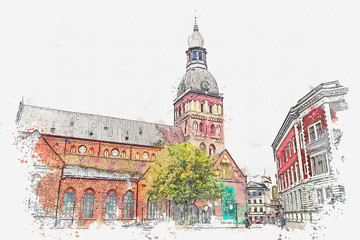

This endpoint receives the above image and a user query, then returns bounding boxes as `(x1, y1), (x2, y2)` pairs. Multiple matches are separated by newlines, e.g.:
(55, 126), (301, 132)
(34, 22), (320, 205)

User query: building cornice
(271, 81), (348, 150)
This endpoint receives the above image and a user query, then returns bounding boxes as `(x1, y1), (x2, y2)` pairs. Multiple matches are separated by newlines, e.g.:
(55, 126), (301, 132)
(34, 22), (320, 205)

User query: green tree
(146, 142), (225, 223)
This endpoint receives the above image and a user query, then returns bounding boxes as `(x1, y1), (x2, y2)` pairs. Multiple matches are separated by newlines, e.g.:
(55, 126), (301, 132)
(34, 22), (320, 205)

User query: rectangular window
(323, 155), (328, 173)
(300, 133), (304, 149)
(288, 143), (292, 158)
(316, 123), (323, 138)
(317, 189), (324, 204)
(292, 137), (296, 154)
(311, 157), (317, 176)
(309, 126), (316, 142)
(317, 156), (323, 175)
(326, 187), (333, 199)
(285, 147), (288, 162)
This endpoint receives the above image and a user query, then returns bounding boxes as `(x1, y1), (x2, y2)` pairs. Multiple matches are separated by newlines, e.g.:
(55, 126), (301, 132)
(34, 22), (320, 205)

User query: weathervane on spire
(193, 9), (199, 31)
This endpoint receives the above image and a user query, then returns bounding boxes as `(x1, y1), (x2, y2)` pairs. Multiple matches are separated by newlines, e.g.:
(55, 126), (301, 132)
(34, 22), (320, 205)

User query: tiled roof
(16, 104), (184, 147)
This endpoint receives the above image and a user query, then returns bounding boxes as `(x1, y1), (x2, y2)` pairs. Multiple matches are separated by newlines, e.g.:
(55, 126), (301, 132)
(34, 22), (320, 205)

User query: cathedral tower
(174, 19), (225, 155)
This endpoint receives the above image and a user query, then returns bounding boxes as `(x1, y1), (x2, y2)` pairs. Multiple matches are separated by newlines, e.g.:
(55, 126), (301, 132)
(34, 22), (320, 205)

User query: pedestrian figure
(281, 216), (286, 229)
(244, 212), (251, 229)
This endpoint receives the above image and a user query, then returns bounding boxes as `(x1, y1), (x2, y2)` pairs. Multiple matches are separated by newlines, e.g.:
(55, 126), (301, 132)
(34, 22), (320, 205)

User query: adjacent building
(16, 20), (248, 228)
(246, 175), (272, 223)
(271, 81), (348, 223)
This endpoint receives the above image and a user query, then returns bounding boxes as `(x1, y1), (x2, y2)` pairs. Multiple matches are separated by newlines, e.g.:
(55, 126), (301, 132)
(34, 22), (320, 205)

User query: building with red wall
(16, 20), (247, 228)
(271, 81), (348, 223)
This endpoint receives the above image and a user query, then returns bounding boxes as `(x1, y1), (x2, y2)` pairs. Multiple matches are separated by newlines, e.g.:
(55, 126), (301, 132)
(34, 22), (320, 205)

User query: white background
(0, 0), (359, 239)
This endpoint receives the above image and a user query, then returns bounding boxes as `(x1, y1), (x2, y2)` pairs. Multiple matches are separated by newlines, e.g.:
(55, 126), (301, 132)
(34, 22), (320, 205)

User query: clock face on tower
(200, 80), (210, 91)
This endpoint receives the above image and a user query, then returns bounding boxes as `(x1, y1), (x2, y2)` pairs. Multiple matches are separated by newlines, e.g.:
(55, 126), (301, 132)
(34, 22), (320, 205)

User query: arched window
(218, 105), (222, 115)
(105, 191), (117, 219)
(199, 52), (202, 60)
(200, 142), (206, 152)
(121, 150), (126, 158)
(89, 147), (94, 155)
(193, 51), (197, 60)
(200, 103), (204, 112)
(151, 153), (156, 160)
(123, 191), (134, 218)
(209, 105), (212, 113)
(82, 189), (94, 218)
(193, 121), (198, 132)
(210, 124), (215, 134)
(104, 149), (109, 157)
(179, 107), (181, 116)
(62, 189), (75, 218)
(216, 126), (221, 136)
(135, 152), (140, 160)
(200, 122), (204, 132)
(70, 145), (76, 153)
(147, 195), (157, 219)
(184, 120), (187, 134)
(209, 144), (216, 155)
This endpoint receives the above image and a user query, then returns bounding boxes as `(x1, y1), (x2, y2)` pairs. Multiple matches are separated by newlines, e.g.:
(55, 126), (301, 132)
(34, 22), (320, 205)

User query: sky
(1, 0), (360, 189)
(0, 1), (359, 239)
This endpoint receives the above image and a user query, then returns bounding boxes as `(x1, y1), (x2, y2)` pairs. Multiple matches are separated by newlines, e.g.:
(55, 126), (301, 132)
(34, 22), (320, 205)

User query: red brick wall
(58, 178), (138, 227)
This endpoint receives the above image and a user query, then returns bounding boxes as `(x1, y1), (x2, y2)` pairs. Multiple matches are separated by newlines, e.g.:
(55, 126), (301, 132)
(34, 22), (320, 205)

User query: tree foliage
(146, 142), (225, 205)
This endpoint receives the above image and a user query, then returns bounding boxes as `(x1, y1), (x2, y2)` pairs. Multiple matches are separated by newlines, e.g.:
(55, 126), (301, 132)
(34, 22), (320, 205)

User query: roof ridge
(22, 104), (176, 128)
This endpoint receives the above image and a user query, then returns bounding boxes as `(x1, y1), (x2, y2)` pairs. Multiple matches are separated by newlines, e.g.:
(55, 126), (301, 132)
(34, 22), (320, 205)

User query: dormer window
(104, 126), (108, 131)
(139, 127), (143, 135)
(199, 52), (202, 60)
(192, 51), (197, 60)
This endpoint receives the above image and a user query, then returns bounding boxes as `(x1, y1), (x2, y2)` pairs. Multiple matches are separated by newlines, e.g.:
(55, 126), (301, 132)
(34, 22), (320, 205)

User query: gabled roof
(214, 149), (247, 179)
(16, 103), (184, 147)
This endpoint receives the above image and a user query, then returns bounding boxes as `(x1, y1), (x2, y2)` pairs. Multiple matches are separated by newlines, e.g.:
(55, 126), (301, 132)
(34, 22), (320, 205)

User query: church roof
(16, 103), (184, 147)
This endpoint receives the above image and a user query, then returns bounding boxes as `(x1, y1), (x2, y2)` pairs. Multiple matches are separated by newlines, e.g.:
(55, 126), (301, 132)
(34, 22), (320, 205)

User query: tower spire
(193, 10), (199, 31)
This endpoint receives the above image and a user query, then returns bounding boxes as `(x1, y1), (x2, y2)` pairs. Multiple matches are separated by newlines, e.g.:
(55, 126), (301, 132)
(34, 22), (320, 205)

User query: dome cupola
(188, 18), (204, 48)
(177, 19), (220, 98)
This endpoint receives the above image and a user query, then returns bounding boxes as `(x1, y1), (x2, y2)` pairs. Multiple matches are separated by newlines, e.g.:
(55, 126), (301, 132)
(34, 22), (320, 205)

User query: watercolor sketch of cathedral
(1, 1), (358, 240)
